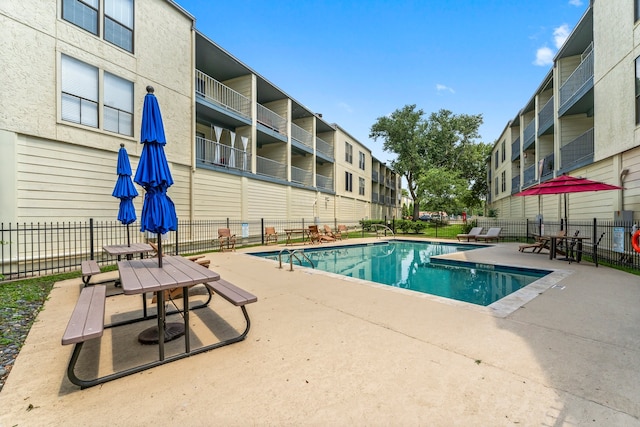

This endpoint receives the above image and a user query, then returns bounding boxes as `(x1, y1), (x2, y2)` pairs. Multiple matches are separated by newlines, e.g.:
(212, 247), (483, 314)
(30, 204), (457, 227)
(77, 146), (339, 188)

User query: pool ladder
(372, 223), (395, 238)
(278, 248), (315, 271)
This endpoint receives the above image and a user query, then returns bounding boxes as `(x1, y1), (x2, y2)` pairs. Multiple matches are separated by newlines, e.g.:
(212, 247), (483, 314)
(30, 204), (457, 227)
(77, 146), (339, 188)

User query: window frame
(636, 56), (640, 125)
(345, 171), (353, 192)
(358, 151), (365, 170)
(345, 142), (353, 164)
(358, 177), (365, 195)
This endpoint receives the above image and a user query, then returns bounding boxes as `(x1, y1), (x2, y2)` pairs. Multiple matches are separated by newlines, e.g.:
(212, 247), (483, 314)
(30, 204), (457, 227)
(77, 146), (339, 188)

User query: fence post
(261, 218), (264, 245)
(175, 222), (179, 255)
(89, 218), (94, 260)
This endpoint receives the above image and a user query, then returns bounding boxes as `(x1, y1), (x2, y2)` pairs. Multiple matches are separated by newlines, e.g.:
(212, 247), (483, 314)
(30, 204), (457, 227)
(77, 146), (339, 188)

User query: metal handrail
(372, 224), (395, 238)
(277, 248), (315, 271)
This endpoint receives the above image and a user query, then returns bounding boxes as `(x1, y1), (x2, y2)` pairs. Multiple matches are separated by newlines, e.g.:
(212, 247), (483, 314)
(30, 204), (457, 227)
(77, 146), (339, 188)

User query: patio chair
(265, 227), (278, 245)
(338, 224), (349, 239)
(217, 228), (236, 252)
(456, 227), (483, 242)
(323, 224), (342, 240)
(309, 225), (334, 244)
(475, 227), (502, 242)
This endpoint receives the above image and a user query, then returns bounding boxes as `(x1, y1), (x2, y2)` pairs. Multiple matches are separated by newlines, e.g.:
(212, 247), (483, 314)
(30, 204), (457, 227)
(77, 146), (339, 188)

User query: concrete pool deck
(1, 238), (639, 426)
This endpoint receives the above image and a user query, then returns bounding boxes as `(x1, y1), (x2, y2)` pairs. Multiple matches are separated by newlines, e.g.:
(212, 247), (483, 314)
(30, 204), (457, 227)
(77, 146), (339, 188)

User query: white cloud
(554, 24), (570, 49)
(337, 102), (353, 113)
(436, 84), (455, 94)
(534, 47), (554, 66)
(568, 0), (583, 6)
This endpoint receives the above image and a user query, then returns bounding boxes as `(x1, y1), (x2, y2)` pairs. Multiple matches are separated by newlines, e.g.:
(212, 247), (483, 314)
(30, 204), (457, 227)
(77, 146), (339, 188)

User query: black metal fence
(1, 217), (638, 281)
(0, 218), (362, 281)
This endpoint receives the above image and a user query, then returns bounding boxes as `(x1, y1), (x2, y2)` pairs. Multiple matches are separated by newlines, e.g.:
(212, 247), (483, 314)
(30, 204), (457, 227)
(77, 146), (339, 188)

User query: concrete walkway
(1, 239), (639, 426)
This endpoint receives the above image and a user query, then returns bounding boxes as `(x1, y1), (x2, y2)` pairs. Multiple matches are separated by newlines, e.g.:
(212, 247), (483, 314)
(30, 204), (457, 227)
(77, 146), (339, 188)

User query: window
(345, 171), (353, 192)
(636, 56), (640, 124)
(494, 150), (499, 169)
(61, 55), (98, 128)
(345, 142), (353, 163)
(501, 171), (506, 192)
(62, 0), (99, 35)
(61, 54), (133, 136)
(104, 0), (133, 52)
(359, 177), (365, 195)
(636, 0), (640, 22)
(104, 72), (133, 135)
(494, 177), (498, 195)
(359, 151), (365, 170)
(62, 0), (134, 53)
(501, 140), (506, 162)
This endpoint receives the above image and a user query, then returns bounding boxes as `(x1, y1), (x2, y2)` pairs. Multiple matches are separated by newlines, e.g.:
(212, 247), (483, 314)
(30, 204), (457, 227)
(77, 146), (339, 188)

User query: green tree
(371, 105), (489, 219)
(370, 105), (427, 221)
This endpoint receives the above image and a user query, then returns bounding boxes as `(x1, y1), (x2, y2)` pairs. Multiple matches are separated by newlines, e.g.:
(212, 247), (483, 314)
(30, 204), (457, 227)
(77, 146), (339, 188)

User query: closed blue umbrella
(134, 86), (177, 267)
(112, 143), (138, 246)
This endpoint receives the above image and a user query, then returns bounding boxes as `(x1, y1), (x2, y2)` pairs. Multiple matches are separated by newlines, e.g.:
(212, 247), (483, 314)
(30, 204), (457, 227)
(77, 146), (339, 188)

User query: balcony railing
(372, 170), (379, 182)
(511, 137), (521, 161)
(523, 164), (536, 187)
(561, 128), (594, 171)
(540, 152), (555, 181)
(257, 104), (287, 136)
(291, 165), (312, 186)
(316, 137), (333, 160)
(290, 123), (313, 150)
(256, 156), (287, 181)
(559, 46), (594, 110)
(522, 120), (535, 150)
(511, 174), (521, 194)
(316, 174), (333, 191)
(196, 136), (249, 171)
(538, 96), (554, 135)
(195, 70), (251, 119)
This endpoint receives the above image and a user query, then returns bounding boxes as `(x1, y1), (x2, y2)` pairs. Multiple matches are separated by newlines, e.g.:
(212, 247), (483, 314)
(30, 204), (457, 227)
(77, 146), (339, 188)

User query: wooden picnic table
(103, 242), (154, 260)
(284, 228), (310, 245)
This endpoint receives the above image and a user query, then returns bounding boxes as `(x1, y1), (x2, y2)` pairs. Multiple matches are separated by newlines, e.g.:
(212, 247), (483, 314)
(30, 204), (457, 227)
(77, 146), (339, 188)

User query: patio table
(284, 228), (310, 245)
(548, 235), (590, 262)
(103, 242), (154, 260)
(118, 255), (220, 360)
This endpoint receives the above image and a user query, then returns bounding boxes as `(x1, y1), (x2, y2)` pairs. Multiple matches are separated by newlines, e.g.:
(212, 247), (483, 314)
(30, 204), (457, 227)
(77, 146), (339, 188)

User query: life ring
(633, 230), (640, 253)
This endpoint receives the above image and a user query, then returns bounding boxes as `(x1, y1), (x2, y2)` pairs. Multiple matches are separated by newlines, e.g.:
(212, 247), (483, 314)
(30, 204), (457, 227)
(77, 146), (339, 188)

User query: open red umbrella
(515, 175), (622, 228)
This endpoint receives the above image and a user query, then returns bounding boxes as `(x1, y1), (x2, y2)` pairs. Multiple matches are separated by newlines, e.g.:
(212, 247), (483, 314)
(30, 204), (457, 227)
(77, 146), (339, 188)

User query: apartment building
(488, 0), (639, 223)
(0, 0), (400, 226)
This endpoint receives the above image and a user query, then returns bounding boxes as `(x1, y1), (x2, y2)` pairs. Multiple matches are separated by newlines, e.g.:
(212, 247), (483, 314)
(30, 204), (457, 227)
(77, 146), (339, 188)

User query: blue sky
(175, 0), (588, 163)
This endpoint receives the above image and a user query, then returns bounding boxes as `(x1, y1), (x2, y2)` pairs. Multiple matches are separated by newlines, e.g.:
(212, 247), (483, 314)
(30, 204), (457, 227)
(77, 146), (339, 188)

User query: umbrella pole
(157, 233), (163, 268)
(126, 223), (131, 247)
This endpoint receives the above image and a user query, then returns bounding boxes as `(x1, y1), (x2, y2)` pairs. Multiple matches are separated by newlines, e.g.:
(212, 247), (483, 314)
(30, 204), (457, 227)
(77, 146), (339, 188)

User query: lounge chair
(309, 225), (335, 244)
(338, 224), (349, 239)
(475, 227), (502, 242)
(217, 228), (236, 252)
(265, 227), (278, 245)
(456, 227), (483, 242)
(323, 225), (342, 240)
(519, 230), (566, 253)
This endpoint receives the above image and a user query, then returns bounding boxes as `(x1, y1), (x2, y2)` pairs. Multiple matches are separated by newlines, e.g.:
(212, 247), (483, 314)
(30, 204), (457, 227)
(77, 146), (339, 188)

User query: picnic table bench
(81, 260), (101, 286)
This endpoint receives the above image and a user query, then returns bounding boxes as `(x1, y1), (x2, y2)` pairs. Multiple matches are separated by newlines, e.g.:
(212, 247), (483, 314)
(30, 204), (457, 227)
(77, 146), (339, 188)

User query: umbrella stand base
(138, 323), (184, 344)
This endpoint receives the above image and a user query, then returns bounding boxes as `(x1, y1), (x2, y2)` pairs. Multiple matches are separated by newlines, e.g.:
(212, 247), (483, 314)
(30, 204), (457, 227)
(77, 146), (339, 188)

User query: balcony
(559, 46), (594, 116)
(372, 192), (379, 203)
(195, 70), (251, 120)
(316, 174), (333, 191)
(522, 120), (535, 151)
(316, 137), (334, 161)
(257, 104), (287, 137)
(540, 153), (555, 181)
(291, 123), (313, 151)
(523, 164), (536, 188)
(372, 170), (379, 183)
(291, 165), (312, 187)
(256, 156), (287, 181)
(511, 174), (521, 195)
(537, 96), (554, 136)
(196, 136), (249, 171)
(511, 137), (521, 161)
(560, 128), (594, 171)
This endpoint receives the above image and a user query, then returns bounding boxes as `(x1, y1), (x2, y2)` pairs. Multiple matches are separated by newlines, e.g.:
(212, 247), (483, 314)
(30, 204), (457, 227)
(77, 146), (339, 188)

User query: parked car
(419, 214), (432, 221)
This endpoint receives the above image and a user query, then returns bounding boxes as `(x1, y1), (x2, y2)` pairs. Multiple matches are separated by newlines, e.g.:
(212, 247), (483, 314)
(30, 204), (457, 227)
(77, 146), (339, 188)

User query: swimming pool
(250, 240), (552, 306)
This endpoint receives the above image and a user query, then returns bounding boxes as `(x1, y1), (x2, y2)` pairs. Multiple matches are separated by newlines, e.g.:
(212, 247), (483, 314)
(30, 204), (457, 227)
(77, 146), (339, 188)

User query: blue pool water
(250, 240), (551, 306)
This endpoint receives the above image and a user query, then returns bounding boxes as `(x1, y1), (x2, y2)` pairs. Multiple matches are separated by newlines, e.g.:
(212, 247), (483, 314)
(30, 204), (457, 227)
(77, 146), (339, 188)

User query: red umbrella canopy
(515, 175), (622, 196)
